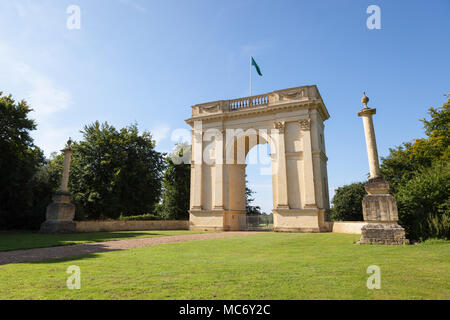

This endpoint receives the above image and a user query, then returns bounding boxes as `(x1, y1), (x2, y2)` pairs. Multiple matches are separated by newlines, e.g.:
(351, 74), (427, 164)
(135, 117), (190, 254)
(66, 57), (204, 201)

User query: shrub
(396, 161), (449, 241)
(118, 214), (161, 221)
(330, 182), (365, 221)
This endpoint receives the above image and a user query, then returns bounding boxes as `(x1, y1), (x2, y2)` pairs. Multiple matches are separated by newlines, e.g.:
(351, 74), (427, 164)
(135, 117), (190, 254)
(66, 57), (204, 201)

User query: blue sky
(1, 0), (449, 213)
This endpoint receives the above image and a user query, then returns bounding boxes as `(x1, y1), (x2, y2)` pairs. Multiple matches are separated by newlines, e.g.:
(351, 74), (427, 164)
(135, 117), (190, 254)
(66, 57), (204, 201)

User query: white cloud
(150, 124), (171, 145)
(0, 43), (72, 119)
(118, 0), (147, 13)
(0, 43), (73, 156)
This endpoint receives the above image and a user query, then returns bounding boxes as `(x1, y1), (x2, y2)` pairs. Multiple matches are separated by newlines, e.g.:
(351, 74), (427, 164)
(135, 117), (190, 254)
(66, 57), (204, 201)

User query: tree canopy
(59, 121), (165, 220)
(158, 143), (191, 220)
(0, 93), (46, 229)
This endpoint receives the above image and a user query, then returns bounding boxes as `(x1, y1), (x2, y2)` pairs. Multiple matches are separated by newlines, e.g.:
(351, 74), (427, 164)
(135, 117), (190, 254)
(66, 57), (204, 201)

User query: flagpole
(250, 56), (252, 97)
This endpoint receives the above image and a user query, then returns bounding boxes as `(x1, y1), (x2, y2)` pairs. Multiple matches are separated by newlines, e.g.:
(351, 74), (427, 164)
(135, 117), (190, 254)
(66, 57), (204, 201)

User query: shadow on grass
(0, 231), (180, 252)
(0, 242), (125, 266)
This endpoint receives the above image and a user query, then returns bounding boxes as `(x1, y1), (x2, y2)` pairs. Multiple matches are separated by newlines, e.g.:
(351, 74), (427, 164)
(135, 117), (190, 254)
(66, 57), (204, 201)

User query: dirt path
(0, 231), (260, 265)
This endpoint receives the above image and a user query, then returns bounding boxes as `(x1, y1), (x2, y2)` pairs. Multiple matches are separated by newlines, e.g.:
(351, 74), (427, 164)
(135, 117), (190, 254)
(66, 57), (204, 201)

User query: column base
(272, 208), (326, 233)
(189, 210), (226, 231)
(357, 223), (409, 245)
(223, 210), (246, 231)
(40, 194), (76, 234)
(40, 221), (76, 234)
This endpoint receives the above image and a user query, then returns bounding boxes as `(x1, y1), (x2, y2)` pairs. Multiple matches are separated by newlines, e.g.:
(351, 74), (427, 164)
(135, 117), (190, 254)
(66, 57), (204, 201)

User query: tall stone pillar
(273, 121), (289, 209)
(40, 138), (77, 234)
(357, 93), (408, 245)
(300, 119), (317, 208)
(190, 126), (203, 210)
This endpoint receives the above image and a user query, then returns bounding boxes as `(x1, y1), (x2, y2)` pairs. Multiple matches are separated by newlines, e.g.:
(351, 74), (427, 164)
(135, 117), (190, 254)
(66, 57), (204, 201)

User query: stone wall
(75, 220), (189, 233)
(322, 221), (368, 234)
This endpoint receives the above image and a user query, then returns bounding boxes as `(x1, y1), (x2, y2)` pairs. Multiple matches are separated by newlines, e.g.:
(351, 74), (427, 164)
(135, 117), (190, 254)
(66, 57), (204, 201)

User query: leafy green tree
(62, 121), (165, 220)
(329, 182), (365, 221)
(381, 95), (449, 194)
(158, 143), (191, 220)
(380, 95), (449, 240)
(0, 93), (46, 229)
(396, 161), (449, 240)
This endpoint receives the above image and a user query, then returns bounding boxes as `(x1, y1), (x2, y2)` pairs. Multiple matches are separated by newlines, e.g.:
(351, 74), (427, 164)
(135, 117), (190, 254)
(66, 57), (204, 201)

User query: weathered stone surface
(40, 199), (76, 234)
(358, 223), (409, 245)
(40, 221), (76, 234)
(76, 220), (189, 232)
(362, 193), (399, 222)
(45, 201), (75, 222)
(365, 177), (390, 194)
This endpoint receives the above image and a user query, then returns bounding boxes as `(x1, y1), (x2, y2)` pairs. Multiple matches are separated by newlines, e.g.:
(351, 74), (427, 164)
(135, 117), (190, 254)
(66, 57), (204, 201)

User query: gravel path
(0, 231), (260, 266)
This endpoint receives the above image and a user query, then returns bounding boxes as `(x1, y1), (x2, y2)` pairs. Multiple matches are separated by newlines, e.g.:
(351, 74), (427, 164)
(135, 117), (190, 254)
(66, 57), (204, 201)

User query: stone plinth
(359, 223), (408, 245)
(40, 192), (76, 234)
(358, 178), (408, 245)
(362, 177), (398, 221)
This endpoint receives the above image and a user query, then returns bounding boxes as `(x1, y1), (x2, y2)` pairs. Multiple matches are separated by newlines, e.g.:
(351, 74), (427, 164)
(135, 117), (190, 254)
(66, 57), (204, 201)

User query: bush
(396, 161), (449, 241)
(330, 182), (365, 221)
(118, 214), (161, 221)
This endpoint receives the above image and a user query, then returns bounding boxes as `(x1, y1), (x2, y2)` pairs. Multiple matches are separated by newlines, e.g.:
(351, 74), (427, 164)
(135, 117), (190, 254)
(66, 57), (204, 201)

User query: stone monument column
(357, 93), (408, 245)
(40, 138), (77, 234)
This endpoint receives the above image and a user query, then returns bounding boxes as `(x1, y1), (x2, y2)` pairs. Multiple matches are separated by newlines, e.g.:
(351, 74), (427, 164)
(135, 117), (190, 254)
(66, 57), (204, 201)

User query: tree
(246, 178), (262, 215)
(396, 161), (449, 240)
(381, 95), (449, 194)
(158, 143), (191, 220)
(0, 93), (46, 229)
(329, 182), (365, 221)
(60, 121), (165, 220)
(380, 95), (449, 240)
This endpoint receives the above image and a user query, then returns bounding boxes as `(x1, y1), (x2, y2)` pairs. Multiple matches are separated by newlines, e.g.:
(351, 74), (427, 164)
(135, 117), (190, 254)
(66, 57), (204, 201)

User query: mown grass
(0, 230), (210, 251)
(0, 233), (448, 299)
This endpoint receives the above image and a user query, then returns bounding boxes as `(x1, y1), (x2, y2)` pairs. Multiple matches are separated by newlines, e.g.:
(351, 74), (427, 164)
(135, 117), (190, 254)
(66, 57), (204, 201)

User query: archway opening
(245, 142), (273, 231)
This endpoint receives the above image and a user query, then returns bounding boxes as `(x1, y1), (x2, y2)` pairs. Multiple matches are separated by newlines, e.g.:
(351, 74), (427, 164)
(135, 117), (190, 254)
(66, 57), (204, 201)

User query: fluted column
(191, 125), (203, 210)
(213, 130), (224, 209)
(273, 121), (289, 209)
(300, 120), (317, 208)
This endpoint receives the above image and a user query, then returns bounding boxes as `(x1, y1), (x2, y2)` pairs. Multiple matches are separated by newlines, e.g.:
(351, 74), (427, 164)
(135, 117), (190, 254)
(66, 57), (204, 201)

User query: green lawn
(0, 233), (448, 299)
(0, 230), (210, 251)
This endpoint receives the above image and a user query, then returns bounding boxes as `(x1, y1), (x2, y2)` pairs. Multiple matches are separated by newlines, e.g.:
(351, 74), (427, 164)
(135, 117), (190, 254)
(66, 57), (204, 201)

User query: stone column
(40, 138), (76, 234)
(357, 93), (408, 245)
(190, 126), (203, 210)
(300, 119), (317, 208)
(60, 145), (73, 192)
(213, 130), (224, 210)
(358, 93), (381, 179)
(273, 122), (289, 209)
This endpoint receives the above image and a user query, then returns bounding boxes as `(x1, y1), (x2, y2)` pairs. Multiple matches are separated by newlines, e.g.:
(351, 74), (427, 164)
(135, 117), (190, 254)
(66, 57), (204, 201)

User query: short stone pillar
(40, 138), (76, 234)
(357, 93), (408, 245)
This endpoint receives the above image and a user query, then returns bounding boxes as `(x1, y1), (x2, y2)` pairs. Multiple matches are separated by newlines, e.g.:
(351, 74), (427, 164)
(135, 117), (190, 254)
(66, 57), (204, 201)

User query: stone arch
(185, 85), (331, 232)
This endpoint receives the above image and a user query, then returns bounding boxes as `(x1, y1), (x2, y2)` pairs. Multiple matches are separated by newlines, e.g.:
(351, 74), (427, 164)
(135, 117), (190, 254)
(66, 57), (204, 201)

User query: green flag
(251, 57), (262, 76)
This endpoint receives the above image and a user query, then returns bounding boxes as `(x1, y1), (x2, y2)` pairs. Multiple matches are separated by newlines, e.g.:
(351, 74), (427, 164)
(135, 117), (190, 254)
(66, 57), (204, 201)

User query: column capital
(299, 119), (311, 131)
(273, 121), (286, 133)
(358, 107), (376, 117)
